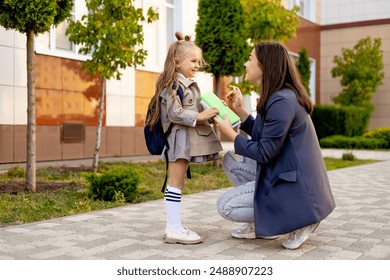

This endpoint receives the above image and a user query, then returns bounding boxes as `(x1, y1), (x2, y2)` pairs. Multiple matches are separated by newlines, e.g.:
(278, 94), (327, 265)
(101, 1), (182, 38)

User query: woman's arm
(235, 97), (295, 164)
(213, 86), (253, 140)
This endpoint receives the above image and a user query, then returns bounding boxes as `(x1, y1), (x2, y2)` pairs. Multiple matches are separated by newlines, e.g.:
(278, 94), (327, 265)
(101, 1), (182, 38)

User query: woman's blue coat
(234, 89), (336, 236)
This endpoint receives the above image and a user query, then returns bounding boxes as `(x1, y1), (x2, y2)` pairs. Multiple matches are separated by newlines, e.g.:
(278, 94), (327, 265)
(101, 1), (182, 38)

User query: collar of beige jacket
(176, 72), (197, 88)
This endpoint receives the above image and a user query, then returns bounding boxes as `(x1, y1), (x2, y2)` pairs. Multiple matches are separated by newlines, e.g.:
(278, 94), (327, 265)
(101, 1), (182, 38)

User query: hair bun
(175, 32), (184, 41)
(175, 31), (191, 41)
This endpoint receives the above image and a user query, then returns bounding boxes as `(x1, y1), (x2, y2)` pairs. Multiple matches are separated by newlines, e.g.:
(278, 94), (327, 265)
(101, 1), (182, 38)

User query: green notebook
(200, 92), (241, 128)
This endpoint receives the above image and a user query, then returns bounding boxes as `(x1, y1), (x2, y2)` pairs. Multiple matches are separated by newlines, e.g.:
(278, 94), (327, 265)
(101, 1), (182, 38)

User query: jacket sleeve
(234, 96), (295, 164)
(161, 89), (198, 127)
(239, 114), (255, 135)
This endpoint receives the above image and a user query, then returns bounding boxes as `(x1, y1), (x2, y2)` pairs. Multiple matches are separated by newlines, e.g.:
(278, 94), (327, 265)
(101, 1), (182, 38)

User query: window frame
(288, 0), (316, 22)
(136, 0), (179, 73)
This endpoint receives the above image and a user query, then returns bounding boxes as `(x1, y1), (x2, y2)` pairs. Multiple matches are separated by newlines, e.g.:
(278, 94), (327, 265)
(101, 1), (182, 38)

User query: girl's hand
(197, 107), (219, 122)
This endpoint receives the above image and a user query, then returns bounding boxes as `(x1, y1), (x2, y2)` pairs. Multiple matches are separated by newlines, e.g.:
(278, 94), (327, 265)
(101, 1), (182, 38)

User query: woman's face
(244, 48), (263, 86)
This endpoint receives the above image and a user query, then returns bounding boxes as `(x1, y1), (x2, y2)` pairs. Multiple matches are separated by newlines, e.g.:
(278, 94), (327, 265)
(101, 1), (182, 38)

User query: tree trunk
(26, 29), (36, 192)
(92, 77), (105, 173)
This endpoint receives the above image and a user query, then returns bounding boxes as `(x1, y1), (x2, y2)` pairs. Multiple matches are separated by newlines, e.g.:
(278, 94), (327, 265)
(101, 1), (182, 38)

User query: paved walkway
(0, 148), (390, 260)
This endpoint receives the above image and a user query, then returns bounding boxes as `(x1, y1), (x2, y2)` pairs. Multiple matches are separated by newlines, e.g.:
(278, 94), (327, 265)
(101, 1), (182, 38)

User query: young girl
(146, 32), (222, 244)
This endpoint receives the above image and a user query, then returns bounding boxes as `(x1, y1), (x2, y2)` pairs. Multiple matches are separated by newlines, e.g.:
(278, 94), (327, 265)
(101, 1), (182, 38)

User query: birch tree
(66, 0), (158, 172)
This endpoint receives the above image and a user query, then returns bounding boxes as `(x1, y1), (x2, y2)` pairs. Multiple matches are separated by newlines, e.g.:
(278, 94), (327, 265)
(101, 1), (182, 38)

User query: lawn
(0, 157), (377, 227)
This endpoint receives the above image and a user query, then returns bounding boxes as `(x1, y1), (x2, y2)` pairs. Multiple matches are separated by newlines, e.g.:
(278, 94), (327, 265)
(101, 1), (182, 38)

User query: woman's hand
(213, 112), (238, 141)
(226, 86), (244, 111)
(197, 107), (219, 122)
(226, 86), (249, 121)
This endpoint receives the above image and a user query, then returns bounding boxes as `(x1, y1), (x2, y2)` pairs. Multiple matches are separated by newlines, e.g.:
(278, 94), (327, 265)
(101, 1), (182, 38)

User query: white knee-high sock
(164, 185), (182, 231)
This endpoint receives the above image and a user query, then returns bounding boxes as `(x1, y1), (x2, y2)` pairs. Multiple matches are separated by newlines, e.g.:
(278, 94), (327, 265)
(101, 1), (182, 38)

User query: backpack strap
(161, 83), (191, 193)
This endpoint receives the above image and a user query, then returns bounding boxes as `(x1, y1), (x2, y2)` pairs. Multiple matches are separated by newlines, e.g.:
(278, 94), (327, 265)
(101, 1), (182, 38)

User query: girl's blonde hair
(146, 32), (205, 129)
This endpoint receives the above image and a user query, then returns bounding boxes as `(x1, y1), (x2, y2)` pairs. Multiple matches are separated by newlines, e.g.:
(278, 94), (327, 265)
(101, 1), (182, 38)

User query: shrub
(342, 152), (356, 161)
(85, 167), (140, 202)
(311, 105), (371, 139)
(320, 135), (387, 149)
(6, 166), (26, 178)
(363, 127), (390, 148)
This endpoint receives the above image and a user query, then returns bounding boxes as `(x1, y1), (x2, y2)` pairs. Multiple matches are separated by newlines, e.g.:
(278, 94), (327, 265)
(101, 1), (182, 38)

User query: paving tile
(0, 149), (390, 260)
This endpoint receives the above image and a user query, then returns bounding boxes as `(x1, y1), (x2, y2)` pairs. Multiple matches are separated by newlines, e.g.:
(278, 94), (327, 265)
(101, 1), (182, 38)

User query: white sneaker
(164, 226), (203, 245)
(282, 222), (320, 250)
(230, 223), (257, 239)
(230, 223), (280, 240)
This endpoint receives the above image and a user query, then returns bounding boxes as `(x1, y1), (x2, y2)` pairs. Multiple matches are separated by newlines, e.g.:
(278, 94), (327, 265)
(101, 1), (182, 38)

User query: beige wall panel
(120, 127), (134, 156)
(0, 125), (14, 163)
(370, 118), (390, 128)
(36, 126), (62, 161)
(372, 104), (390, 118)
(62, 142), (84, 160)
(13, 125), (26, 162)
(84, 126), (97, 158)
(133, 127), (148, 155)
(106, 127), (121, 157)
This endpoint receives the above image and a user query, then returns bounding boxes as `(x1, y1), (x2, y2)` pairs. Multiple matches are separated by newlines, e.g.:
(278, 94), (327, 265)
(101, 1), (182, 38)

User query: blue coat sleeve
(234, 96), (295, 164)
(239, 114), (255, 135)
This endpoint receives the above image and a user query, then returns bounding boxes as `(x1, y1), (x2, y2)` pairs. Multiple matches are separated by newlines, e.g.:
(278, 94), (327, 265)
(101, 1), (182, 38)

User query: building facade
(0, 0), (389, 164)
(319, 0), (390, 128)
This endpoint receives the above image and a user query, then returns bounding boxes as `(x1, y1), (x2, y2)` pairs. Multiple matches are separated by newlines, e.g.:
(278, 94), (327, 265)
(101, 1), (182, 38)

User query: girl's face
(175, 47), (202, 79)
(244, 48), (263, 86)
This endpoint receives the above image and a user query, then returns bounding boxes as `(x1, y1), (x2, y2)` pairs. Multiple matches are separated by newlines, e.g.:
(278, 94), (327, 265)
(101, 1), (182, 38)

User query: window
(139, 0), (178, 72)
(36, 0), (180, 64)
(35, 2), (91, 61)
(288, 0), (316, 22)
(55, 20), (73, 51)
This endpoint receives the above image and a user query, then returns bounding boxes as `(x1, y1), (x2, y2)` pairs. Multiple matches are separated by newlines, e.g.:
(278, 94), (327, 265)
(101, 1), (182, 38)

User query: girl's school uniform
(160, 73), (222, 162)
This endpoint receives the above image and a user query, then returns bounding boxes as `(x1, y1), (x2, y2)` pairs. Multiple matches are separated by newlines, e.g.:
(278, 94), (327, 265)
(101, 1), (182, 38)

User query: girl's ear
(174, 57), (180, 67)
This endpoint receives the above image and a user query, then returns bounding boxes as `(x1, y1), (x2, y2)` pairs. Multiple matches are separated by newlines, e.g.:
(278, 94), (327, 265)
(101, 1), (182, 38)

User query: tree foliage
(66, 0), (158, 80)
(331, 36), (384, 110)
(296, 47), (311, 96)
(0, 0), (72, 33)
(195, 0), (249, 92)
(241, 0), (300, 44)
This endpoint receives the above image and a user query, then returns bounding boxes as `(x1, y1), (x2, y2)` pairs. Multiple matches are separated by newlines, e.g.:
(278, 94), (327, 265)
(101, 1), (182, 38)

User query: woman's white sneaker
(230, 223), (257, 239)
(230, 223), (280, 240)
(282, 222), (320, 250)
(164, 226), (203, 245)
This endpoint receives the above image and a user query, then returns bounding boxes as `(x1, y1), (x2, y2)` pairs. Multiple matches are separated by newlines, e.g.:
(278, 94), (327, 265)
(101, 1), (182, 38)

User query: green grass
(323, 157), (376, 170)
(0, 157), (378, 226)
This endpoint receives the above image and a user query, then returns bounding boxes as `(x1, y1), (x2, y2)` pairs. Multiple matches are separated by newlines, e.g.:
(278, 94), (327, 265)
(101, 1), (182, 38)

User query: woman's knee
(216, 184), (255, 222)
(221, 151), (234, 173)
(216, 193), (235, 221)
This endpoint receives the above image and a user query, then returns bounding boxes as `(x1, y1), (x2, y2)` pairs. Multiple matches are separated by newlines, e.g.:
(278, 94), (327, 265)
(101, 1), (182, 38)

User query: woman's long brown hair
(254, 42), (313, 115)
